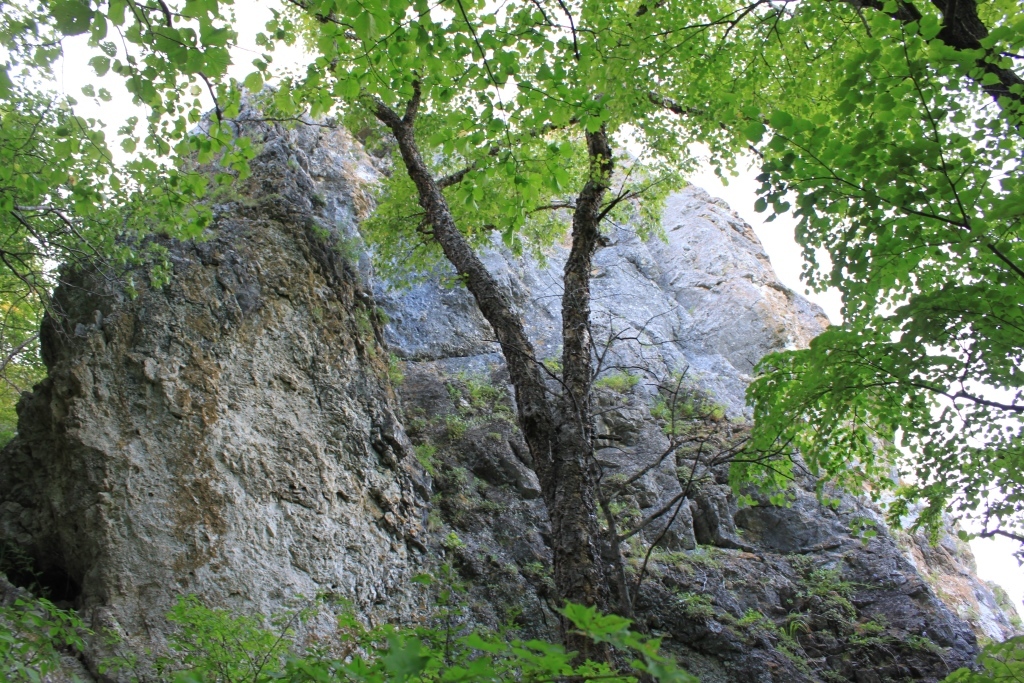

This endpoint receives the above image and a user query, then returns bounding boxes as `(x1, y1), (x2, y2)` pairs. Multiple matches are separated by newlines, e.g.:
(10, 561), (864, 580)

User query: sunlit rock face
(0, 116), (1017, 682)
(377, 175), (1018, 681)
(0, 118), (430, 673)
(378, 184), (828, 416)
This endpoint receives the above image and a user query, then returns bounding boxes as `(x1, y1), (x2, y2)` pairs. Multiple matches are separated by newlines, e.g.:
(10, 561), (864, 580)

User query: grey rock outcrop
(376, 169), (1019, 679)
(379, 185), (827, 416)
(0, 119), (429, 673)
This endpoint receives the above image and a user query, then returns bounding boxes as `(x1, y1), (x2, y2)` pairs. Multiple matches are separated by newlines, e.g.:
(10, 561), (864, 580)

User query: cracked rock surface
(0, 117), (430, 675)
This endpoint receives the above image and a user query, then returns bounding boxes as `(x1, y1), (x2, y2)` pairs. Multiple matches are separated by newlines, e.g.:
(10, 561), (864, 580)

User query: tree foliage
(740, 0), (1024, 543)
(1, 586), (696, 683)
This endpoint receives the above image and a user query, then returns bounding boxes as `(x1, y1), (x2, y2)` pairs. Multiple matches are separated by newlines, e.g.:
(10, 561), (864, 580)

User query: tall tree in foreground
(268, 0), (796, 645)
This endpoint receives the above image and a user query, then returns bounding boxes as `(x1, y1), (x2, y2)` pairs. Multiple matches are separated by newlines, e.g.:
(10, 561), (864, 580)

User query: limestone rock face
(376, 176), (1019, 680)
(0, 119), (428, 669)
(0, 118), (1018, 683)
(379, 185), (828, 415)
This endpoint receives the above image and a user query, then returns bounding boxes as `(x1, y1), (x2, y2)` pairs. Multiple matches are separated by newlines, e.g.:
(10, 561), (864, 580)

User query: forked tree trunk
(370, 91), (615, 657)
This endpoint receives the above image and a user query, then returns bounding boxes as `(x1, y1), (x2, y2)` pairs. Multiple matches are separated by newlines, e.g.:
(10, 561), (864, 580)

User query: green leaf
(88, 55), (111, 77)
(243, 71), (264, 93)
(49, 0), (94, 35)
(354, 12), (377, 42)
(769, 111), (793, 129)
(203, 47), (231, 77)
(200, 25), (234, 48)
(381, 636), (429, 682)
(107, 0), (127, 25)
(742, 121), (766, 142)
(0, 66), (12, 97)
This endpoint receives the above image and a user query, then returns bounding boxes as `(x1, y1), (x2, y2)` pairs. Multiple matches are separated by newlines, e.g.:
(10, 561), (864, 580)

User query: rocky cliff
(0, 120), (431, 672)
(0, 117), (1018, 681)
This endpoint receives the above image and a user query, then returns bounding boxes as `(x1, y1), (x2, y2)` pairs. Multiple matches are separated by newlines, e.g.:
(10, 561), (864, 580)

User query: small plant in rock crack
(595, 371), (640, 394)
(441, 531), (466, 551)
(520, 561), (556, 594)
(672, 591), (716, 620)
(458, 372), (502, 409)
(800, 569), (855, 610)
(388, 354), (405, 386)
(783, 613), (812, 638)
(445, 414), (469, 441)
(735, 608), (771, 629)
(541, 357), (562, 374)
(414, 442), (438, 476)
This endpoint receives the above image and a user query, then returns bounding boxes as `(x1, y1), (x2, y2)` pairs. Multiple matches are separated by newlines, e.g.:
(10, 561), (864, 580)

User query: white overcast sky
(53, 1), (1021, 620)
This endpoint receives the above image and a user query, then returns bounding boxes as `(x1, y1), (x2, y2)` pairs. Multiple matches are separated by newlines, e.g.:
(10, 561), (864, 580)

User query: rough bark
(552, 128), (616, 651)
(369, 90), (613, 654)
(367, 93), (558, 494)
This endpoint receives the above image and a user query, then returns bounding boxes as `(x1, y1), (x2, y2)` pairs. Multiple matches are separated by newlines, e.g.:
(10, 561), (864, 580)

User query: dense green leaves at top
(737, 2), (1024, 542)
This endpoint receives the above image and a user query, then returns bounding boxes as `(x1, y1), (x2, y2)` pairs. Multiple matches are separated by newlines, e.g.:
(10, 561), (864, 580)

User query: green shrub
(460, 373), (501, 409)
(673, 591), (716, 620)
(735, 608), (768, 628)
(445, 415), (469, 441)
(156, 595), (312, 682)
(102, 594), (698, 683)
(388, 354), (405, 386)
(595, 372), (640, 393)
(0, 596), (87, 681)
(1, 572), (704, 683)
(414, 442), (437, 475)
(801, 568), (856, 619)
(542, 357), (562, 374)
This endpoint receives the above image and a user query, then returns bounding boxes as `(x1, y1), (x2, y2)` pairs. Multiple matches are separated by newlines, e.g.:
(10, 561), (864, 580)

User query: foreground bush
(4, 588), (1022, 683)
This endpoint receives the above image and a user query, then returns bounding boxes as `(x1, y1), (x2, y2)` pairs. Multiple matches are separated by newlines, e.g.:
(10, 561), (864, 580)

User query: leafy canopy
(0, 0), (1023, 674)
(738, 0), (1024, 543)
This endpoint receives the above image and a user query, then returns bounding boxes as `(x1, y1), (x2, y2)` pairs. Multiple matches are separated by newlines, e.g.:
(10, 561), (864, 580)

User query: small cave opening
(0, 540), (82, 604)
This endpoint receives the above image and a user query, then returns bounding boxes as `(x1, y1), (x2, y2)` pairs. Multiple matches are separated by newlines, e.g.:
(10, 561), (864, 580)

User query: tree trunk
(369, 94), (613, 655)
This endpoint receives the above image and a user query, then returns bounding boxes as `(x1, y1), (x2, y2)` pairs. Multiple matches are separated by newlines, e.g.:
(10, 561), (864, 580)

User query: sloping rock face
(377, 187), (1020, 679)
(0, 119), (430, 669)
(0, 118), (1018, 682)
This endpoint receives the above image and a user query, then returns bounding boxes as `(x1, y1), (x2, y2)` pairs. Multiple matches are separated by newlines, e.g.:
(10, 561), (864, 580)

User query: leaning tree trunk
(369, 89), (613, 656)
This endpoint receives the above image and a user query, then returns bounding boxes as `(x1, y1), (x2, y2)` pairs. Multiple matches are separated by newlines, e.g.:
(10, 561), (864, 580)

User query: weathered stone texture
(0, 120), (429, 672)
(377, 172), (1018, 680)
